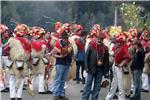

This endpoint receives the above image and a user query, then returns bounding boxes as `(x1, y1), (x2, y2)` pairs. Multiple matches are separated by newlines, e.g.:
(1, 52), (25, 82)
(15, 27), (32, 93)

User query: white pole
(114, 7), (117, 26)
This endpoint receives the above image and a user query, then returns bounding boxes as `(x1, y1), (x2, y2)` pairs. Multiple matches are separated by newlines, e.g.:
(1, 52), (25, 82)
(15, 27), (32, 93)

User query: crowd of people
(0, 22), (149, 100)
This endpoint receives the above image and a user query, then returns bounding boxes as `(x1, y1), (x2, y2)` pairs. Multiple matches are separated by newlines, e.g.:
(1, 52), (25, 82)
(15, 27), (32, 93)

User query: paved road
(1, 80), (149, 100)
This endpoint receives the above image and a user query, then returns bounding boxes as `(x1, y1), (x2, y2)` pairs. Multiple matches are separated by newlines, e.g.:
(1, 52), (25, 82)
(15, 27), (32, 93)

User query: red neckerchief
(90, 40), (105, 53)
(31, 39), (46, 52)
(45, 38), (53, 51)
(16, 36), (31, 53)
(76, 38), (84, 52)
(55, 39), (70, 50)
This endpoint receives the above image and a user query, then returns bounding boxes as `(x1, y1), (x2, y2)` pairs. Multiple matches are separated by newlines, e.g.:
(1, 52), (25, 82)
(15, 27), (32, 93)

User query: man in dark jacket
(130, 39), (145, 100)
(82, 26), (109, 100)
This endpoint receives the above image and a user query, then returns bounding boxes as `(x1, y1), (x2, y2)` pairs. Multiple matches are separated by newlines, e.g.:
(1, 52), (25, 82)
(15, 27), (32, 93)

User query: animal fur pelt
(69, 37), (78, 56)
(143, 52), (150, 74)
(31, 46), (46, 75)
(67, 61), (76, 81)
(8, 37), (30, 89)
(9, 37), (30, 60)
(70, 35), (80, 41)
(0, 67), (5, 91)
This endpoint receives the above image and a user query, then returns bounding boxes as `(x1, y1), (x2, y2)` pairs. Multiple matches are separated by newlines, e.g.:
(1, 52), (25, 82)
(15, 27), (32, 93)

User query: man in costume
(71, 24), (83, 40)
(6, 24), (31, 100)
(0, 24), (11, 92)
(30, 26), (48, 94)
(140, 30), (150, 93)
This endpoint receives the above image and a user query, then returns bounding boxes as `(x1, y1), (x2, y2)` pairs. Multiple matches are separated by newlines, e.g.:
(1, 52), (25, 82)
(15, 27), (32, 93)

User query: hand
(75, 59), (78, 61)
(136, 49), (139, 53)
(72, 58), (75, 63)
(118, 60), (126, 68)
(61, 49), (67, 55)
(67, 46), (72, 53)
(118, 63), (124, 68)
(53, 54), (65, 58)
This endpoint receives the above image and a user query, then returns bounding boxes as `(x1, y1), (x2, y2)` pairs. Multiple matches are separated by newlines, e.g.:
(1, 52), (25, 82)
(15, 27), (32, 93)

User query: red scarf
(16, 37), (31, 53)
(90, 40), (105, 53)
(55, 39), (70, 50)
(31, 39), (46, 52)
(76, 39), (84, 52)
(46, 38), (53, 51)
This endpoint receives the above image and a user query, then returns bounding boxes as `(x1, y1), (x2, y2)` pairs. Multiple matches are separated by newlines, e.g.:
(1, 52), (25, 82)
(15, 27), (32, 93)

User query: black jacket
(85, 42), (109, 75)
(131, 48), (145, 71)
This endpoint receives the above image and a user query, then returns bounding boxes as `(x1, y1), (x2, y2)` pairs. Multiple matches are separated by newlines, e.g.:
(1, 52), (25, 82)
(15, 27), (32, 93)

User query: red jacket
(113, 44), (130, 64)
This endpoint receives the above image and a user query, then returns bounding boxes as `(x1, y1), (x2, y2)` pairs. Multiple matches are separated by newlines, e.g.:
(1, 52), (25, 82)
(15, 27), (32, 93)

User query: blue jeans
(132, 70), (142, 100)
(52, 64), (69, 96)
(82, 68), (103, 100)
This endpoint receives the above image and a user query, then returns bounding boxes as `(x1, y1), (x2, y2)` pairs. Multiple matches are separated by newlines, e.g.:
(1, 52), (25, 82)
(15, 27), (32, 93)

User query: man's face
(82, 36), (86, 42)
(132, 43), (138, 49)
(2, 31), (10, 39)
(97, 31), (105, 41)
(115, 42), (120, 47)
(61, 37), (69, 42)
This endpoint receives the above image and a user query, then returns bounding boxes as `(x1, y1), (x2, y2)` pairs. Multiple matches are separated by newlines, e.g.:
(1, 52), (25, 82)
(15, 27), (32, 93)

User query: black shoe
(59, 96), (69, 100)
(6, 87), (9, 90)
(47, 90), (53, 94)
(130, 96), (140, 100)
(1, 88), (9, 92)
(131, 91), (133, 94)
(23, 87), (26, 90)
(38, 92), (48, 94)
(10, 98), (16, 100)
(141, 89), (149, 93)
(130, 97), (134, 100)
(82, 78), (85, 84)
(113, 94), (118, 99)
(80, 90), (83, 93)
(17, 98), (22, 100)
(73, 78), (76, 81)
(126, 95), (131, 98)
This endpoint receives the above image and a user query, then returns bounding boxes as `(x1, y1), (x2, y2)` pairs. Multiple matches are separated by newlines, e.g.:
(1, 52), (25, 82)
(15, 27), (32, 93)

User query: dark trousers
(75, 61), (85, 82)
